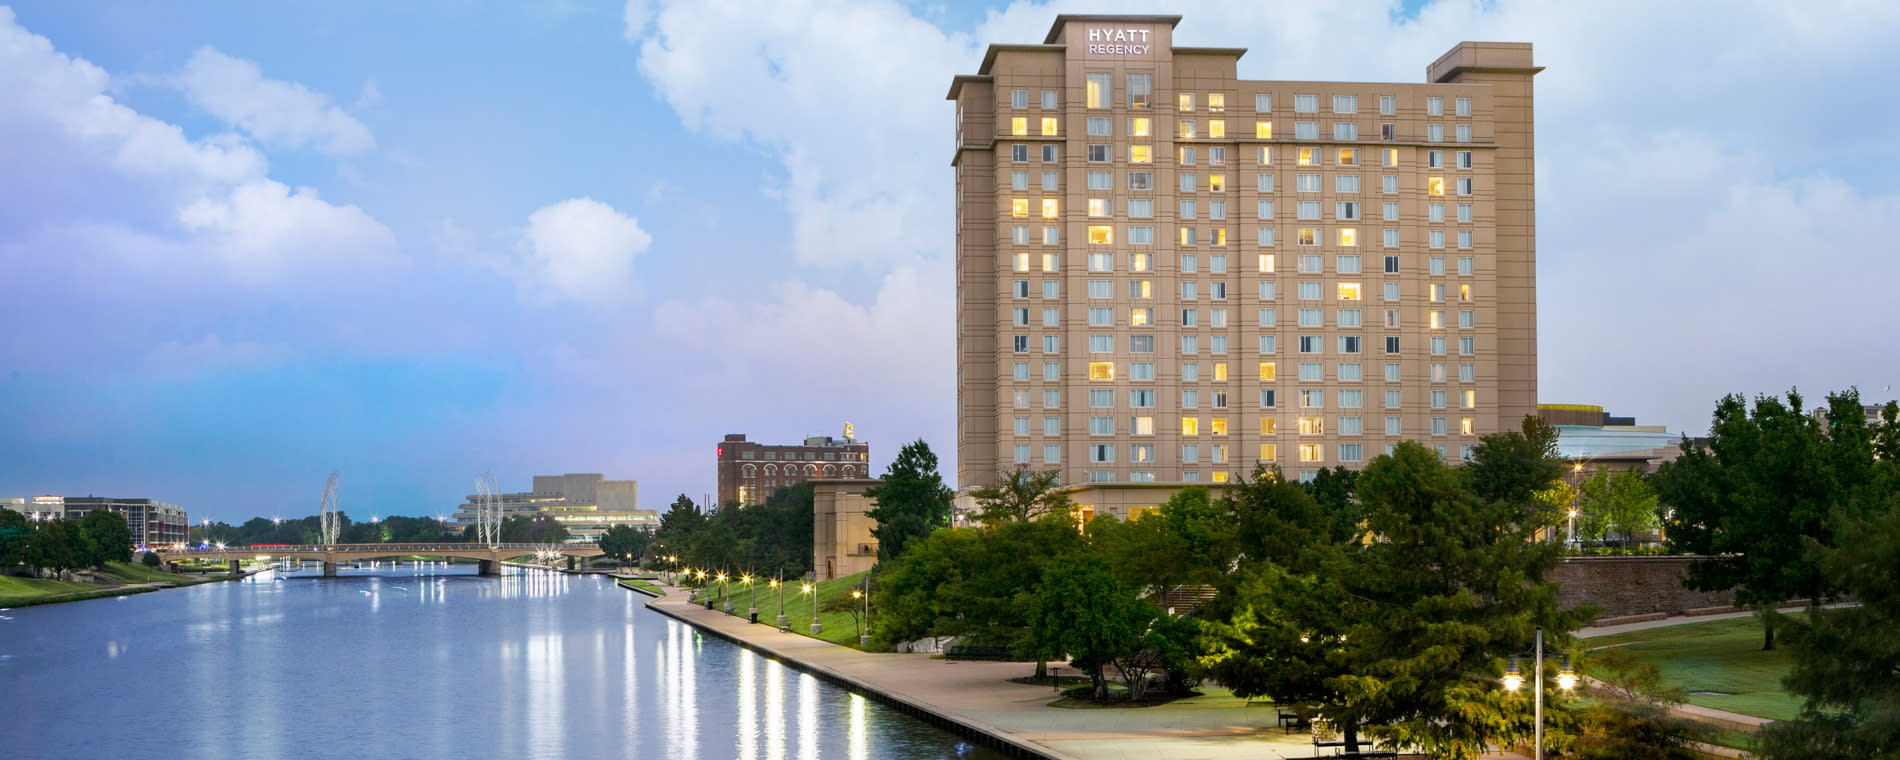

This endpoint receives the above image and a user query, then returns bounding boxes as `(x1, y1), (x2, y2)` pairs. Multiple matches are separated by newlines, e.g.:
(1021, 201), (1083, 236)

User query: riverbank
(638, 581), (1452, 760)
(0, 562), (253, 608)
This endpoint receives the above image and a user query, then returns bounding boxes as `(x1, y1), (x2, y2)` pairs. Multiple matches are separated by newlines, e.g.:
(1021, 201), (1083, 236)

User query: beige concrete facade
(951, 15), (1540, 491)
(810, 478), (881, 581)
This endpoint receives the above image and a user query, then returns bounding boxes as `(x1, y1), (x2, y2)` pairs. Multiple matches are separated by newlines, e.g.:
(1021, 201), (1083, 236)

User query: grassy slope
(1588, 616), (1800, 721)
(682, 571), (870, 648)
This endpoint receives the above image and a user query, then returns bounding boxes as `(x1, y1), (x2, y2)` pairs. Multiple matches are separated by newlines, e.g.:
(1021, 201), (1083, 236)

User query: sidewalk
(643, 584), (1528, 760)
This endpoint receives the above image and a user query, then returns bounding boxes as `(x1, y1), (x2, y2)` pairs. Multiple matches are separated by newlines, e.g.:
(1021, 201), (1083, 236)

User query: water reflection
(0, 569), (1005, 760)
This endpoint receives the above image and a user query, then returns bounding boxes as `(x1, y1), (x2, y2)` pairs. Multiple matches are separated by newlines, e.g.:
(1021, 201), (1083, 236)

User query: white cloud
(519, 197), (652, 307)
(174, 46), (375, 155)
(0, 8), (400, 286)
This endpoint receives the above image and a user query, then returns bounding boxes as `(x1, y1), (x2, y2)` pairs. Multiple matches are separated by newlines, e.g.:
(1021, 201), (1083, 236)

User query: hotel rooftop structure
(949, 15), (1541, 504)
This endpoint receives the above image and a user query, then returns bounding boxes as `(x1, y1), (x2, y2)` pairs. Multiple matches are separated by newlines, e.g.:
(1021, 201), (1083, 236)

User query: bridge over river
(154, 543), (605, 576)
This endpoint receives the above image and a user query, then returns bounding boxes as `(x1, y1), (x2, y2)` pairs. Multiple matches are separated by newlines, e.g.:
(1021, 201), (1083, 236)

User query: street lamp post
(852, 580), (870, 649)
(743, 574), (758, 623)
(1502, 627), (1576, 760)
(803, 582), (820, 635)
(772, 576), (788, 629)
(717, 573), (732, 614)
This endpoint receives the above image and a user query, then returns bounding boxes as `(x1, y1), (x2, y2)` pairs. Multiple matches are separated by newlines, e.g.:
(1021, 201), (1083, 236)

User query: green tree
(503, 515), (569, 544)
(863, 440), (953, 565)
(24, 519), (88, 576)
(78, 510), (134, 566)
(1022, 555), (1151, 701)
(1092, 486), (1235, 596)
(656, 494), (704, 546)
(1203, 441), (1583, 757)
(598, 525), (649, 566)
(969, 466), (1071, 524)
(821, 584), (869, 639)
(869, 527), (984, 645)
(141, 550), (163, 568)
(1655, 389), (1871, 649)
(1301, 465), (1364, 543)
(1466, 414), (1566, 515)
(1576, 469), (1661, 544)
(0, 509), (30, 567)
(1757, 500), (1900, 759)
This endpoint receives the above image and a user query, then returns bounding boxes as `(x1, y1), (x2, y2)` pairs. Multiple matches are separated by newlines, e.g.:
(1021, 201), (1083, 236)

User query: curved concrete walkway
(641, 584), (1515, 760)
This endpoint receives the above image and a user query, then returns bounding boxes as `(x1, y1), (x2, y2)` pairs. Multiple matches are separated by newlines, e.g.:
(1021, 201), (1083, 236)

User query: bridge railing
(160, 543), (601, 553)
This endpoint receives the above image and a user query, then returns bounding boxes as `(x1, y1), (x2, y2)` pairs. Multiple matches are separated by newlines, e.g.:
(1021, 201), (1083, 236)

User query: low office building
(1540, 403), (1687, 477)
(56, 497), (190, 547)
(716, 428), (872, 507)
(810, 479), (881, 581)
(452, 473), (656, 543)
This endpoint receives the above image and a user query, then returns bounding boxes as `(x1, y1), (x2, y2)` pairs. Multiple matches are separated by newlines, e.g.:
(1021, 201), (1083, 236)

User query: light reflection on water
(0, 566), (1005, 760)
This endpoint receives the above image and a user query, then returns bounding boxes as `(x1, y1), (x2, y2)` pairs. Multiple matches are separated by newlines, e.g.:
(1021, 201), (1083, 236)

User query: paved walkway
(643, 584), (1531, 760)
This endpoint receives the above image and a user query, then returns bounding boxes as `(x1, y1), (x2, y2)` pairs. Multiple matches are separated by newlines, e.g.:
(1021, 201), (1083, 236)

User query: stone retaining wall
(1552, 556), (1735, 620)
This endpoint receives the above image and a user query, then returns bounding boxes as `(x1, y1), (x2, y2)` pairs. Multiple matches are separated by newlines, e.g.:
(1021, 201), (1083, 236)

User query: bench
(1278, 710), (1310, 733)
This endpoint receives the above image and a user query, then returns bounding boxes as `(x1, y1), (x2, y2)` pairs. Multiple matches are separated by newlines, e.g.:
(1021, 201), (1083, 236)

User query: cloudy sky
(3, 0), (1897, 523)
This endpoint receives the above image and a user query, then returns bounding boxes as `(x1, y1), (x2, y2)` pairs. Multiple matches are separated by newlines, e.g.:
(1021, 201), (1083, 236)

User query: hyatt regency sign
(1085, 28), (1151, 55)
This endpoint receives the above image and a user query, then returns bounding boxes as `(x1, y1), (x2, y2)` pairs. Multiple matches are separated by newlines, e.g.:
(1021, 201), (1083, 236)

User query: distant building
(716, 428), (872, 508)
(1539, 404), (1686, 478)
(1810, 402), (1891, 428)
(451, 473), (656, 543)
(56, 497), (190, 548)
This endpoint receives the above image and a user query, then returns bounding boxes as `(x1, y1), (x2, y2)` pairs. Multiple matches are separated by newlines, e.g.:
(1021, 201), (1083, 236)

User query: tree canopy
(863, 440), (953, 565)
(968, 466), (1071, 524)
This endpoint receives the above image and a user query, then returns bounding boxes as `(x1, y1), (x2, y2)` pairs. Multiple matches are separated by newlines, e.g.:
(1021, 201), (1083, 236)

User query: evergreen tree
(1655, 389), (1874, 649)
(863, 440), (953, 565)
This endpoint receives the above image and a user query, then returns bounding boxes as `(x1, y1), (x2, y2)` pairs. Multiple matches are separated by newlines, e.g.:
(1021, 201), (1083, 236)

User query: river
(0, 565), (1006, 760)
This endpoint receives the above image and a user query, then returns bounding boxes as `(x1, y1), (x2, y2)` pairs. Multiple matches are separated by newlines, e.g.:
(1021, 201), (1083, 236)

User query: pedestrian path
(643, 584), (1532, 760)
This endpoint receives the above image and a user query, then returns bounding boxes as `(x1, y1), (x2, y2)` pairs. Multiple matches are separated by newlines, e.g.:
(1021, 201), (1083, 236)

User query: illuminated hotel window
(1429, 310), (1444, 329)
(1259, 443), (1279, 461)
(1041, 253), (1058, 271)
(1087, 199), (1110, 217)
(1127, 73), (1152, 109)
(1179, 92), (1196, 111)
(1041, 117), (1058, 136)
(1086, 73), (1112, 108)
(1382, 148), (1398, 166)
(1337, 283), (1362, 301)
(1259, 416), (1278, 434)
(1131, 444), (1154, 463)
(1213, 362), (1229, 381)
(1338, 228), (1358, 247)
(1182, 417), (1200, 436)
(1131, 253), (1151, 272)
(1210, 417), (1229, 436)
(1012, 252), (1030, 271)
(1461, 390), (1477, 409)
(1430, 283), (1446, 301)
(1428, 177), (1446, 195)
(1461, 417), (1475, 435)
(1460, 284), (1472, 301)
(1209, 120), (1225, 138)
(1130, 279), (1153, 298)
(1011, 198), (1028, 217)
(1129, 117), (1151, 136)
(1130, 145), (1152, 163)
(1130, 308), (1152, 326)
(1209, 174), (1226, 192)
(1011, 117), (1028, 136)
(1298, 416), (1325, 435)
(1041, 199), (1059, 219)
(1297, 148), (1317, 166)
(1132, 416), (1154, 435)
(1337, 148), (1357, 166)
(1210, 471), (1229, 483)
(1179, 120), (1197, 138)
(1255, 121), (1273, 138)
(1088, 362), (1115, 381)
(1207, 93), (1225, 112)
(1299, 444), (1324, 462)
(1297, 228), (1318, 246)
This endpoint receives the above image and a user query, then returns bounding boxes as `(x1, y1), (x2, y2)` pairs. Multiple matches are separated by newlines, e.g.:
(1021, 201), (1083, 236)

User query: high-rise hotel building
(949, 15), (1540, 499)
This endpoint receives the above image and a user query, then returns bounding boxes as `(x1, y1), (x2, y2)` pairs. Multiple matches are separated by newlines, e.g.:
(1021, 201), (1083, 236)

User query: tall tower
(949, 15), (1539, 501)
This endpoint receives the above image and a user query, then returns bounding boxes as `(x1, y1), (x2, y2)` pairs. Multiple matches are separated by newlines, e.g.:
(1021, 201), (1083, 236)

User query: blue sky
(3, 0), (1897, 523)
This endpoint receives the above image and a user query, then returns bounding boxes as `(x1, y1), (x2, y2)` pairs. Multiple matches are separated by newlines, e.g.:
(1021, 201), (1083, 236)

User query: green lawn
(0, 574), (97, 606)
(97, 561), (206, 585)
(618, 578), (665, 596)
(682, 571), (871, 648)
(1587, 616), (1801, 721)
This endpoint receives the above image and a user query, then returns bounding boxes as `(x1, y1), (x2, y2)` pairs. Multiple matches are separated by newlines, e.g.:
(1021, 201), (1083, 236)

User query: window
(1333, 94), (1357, 113)
(1259, 334), (1277, 353)
(1429, 230), (1446, 249)
(1130, 444), (1155, 463)
(1298, 361), (1323, 381)
(1381, 123), (1397, 141)
(1178, 119), (1197, 139)
(1457, 177), (1474, 196)
(1296, 174), (1321, 193)
(1294, 94), (1318, 113)
(1128, 198), (1153, 217)
(1044, 388), (1060, 407)
(1384, 336), (1401, 354)
(1132, 416), (1154, 435)
(1088, 199), (1112, 217)
(1256, 173), (1276, 192)
(1338, 361), (1363, 380)
(1181, 417), (1199, 436)
(1011, 251), (1030, 271)
(1382, 147), (1398, 167)
(1042, 144), (1058, 162)
(1337, 307), (1362, 326)
(1042, 89), (1058, 109)
(1012, 307), (1030, 326)
(1337, 282), (1362, 300)
(1385, 389), (1402, 409)
(1379, 95), (1396, 115)
(1088, 252), (1113, 271)
(1427, 150), (1444, 169)
(1459, 337), (1475, 355)
(1209, 146), (1226, 165)
(1042, 171), (1058, 190)
(1179, 92), (1196, 112)
(1427, 177), (1446, 196)
(1383, 174), (1399, 193)
(1338, 335), (1362, 354)
(1295, 121), (1319, 139)
(1131, 307), (1153, 326)
(1455, 96), (1471, 116)
(1182, 362), (1200, 381)
(1333, 122), (1357, 141)
(1209, 120), (1226, 138)
(1012, 225), (1030, 244)
(1090, 444), (1114, 463)
(1383, 229), (1399, 247)
(1180, 174), (1198, 193)
(1257, 228), (1276, 246)
(1087, 144), (1110, 163)
(1130, 334), (1154, 353)
(1339, 389), (1363, 409)
(1180, 308), (1198, 327)
(1043, 336), (1059, 354)
(1461, 389), (1477, 408)
(1431, 336), (1447, 355)
(1127, 74), (1151, 109)
(1255, 93), (1272, 112)
(1338, 228), (1359, 247)
(1087, 308), (1113, 327)
(1458, 256), (1474, 276)
(1299, 417), (1325, 435)
(1260, 281), (1278, 300)
(1012, 335), (1029, 353)
(1210, 200), (1227, 220)
(1336, 174), (1361, 193)
(1011, 171), (1029, 190)
(1299, 335), (1323, 354)
(1458, 230), (1474, 249)
(1457, 202), (1474, 222)
(1041, 198), (1059, 219)
(1298, 307), (1322, 327)
(1086, 73), (1112, 108)
(1456, 124), (1471, 143)
(1010, 117), (1029, 136)
(1042, 251), (1058, 270)
(1011, 144), (1029, 162)
(1383, 282), (1400, 301)
(1384, 255), (1400, 274)
(1010, 89), (1028, 109)
(1013, 416), (1030, 435)
(1458, 151), (1474, 170)
(1426, 96), (1443, 115)
(1261, 391), (1279, 410)
(1130, 145), (1152, 163)
(1297, 201), (1321, 221)
(1012, 280), (1030, 298)
(1427, 123), (1444, 142)
(1339, 443), (1364, 462)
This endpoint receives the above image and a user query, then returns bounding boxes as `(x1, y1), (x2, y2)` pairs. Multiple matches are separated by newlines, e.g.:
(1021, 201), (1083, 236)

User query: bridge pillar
(322, 561), (338, 577)
(566, 555), (577, 571)
(228, 559), (240, 576)
(478, 559), (500, 577)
